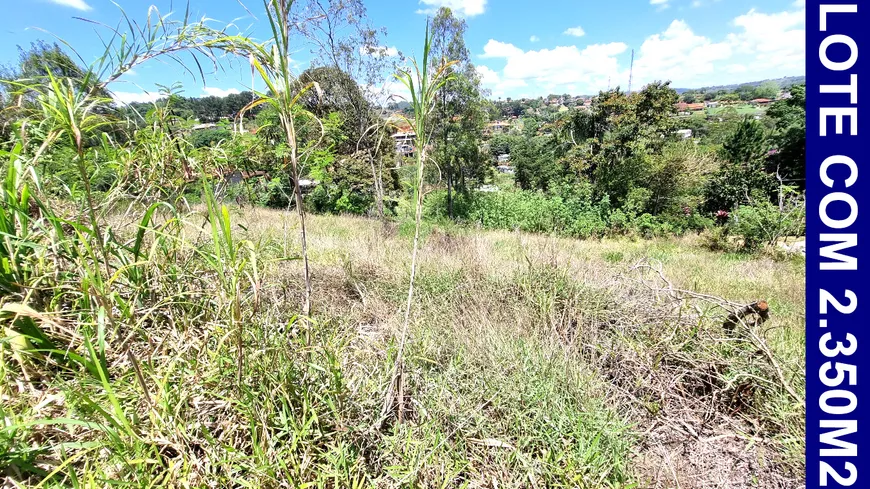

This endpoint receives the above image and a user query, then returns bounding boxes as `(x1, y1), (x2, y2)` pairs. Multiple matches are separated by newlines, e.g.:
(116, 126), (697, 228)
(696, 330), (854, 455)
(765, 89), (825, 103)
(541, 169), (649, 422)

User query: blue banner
(807, 1), (865, 486)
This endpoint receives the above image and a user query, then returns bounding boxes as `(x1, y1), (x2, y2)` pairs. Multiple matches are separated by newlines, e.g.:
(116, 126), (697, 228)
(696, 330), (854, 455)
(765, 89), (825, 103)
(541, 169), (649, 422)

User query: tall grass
(230, 0), (325, 318)
(381, 22), (456, 425)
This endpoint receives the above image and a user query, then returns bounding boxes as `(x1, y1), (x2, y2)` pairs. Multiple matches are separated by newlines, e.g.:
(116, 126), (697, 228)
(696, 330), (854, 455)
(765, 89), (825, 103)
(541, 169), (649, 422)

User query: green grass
(1, 200), (805, 487)
(687, 104), (767, 118)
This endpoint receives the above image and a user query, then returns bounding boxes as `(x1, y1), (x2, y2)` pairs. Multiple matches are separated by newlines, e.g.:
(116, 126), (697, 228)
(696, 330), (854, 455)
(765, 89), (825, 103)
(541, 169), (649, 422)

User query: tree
(754, 81), (780, 100)
(3, 41), (86, 83)
(290, 0), (399, 221)
(296, 65), (373, 153)
(291, 0), (391, 92)
(722, 116), (767, 165)
(704, 117), (773, 211)
(735, 84), (756, 101)
(429, 7), (488, 218)
(766, 84), (805, 190)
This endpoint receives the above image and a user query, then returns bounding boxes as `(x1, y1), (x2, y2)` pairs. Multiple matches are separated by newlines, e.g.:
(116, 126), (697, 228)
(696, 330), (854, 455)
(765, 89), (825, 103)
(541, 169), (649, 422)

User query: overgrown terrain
(2, 204), (804, 487)
(0, 1), (806, 487)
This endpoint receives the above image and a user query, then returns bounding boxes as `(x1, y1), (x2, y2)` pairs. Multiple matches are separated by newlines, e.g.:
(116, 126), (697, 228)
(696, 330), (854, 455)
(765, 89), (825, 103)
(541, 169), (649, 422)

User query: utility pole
(628, 49), (635, 94)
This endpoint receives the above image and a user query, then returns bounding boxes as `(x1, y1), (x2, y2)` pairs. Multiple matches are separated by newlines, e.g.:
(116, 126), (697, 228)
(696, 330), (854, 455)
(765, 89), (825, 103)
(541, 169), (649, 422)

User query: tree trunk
(447, 169), (453, 219)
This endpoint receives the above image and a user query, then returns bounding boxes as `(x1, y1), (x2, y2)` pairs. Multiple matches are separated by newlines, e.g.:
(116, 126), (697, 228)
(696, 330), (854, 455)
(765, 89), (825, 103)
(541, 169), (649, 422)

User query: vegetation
(0, 2), (805, 487)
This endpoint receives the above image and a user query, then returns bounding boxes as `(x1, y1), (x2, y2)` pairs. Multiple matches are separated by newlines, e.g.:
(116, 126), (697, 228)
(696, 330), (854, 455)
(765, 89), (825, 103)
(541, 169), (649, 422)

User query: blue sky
(1, 0), (805, 102)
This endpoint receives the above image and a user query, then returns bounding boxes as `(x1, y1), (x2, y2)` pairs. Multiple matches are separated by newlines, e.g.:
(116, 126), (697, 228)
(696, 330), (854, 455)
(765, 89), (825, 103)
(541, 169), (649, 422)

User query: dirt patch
(560, 258), (804, 488)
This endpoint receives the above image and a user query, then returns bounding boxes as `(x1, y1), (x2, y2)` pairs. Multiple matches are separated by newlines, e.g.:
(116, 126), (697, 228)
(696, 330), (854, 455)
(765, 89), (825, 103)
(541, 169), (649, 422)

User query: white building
(392, 131), (416, 157)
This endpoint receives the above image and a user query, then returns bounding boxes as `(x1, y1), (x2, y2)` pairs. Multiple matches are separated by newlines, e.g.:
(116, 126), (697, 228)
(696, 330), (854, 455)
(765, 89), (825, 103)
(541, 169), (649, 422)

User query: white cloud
(650, 0), (670, 10)
(112, 91), (161, 105)
(476, 2), (804, 98)
(360, 45), (399, 57)
(529, 35), (540, 43)
(47, 0), (92, 11)
(477, 40), (627, 96)
(563, 26), (585, 37)
(370, 80), (412, 106)
(476, 65), (500, 85)
(726, 8), (804, 75)
(481, 39), (524, 58)
(632, 20), (732, 88)
(202, 87), (241, 97)
(416, 0), (486, 17)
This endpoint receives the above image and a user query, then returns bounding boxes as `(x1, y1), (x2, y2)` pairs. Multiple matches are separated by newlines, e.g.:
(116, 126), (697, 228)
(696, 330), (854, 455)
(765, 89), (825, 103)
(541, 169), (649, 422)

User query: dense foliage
(0, 12), (805, 244)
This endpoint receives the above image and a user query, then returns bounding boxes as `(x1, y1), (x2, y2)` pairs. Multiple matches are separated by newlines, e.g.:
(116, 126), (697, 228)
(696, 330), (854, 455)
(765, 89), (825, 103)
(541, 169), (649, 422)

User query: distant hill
(673, 76), (805, 94)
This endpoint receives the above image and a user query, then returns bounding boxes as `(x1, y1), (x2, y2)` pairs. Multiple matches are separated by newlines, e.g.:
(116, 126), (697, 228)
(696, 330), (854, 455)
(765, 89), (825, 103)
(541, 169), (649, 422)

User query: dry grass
(2, 205), (805, 488)
(241, 208), (806, 487)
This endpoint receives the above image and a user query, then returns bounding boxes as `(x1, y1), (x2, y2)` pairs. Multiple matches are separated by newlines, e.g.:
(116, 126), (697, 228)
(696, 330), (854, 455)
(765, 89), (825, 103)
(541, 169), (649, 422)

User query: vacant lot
(2, 206), (804, 488)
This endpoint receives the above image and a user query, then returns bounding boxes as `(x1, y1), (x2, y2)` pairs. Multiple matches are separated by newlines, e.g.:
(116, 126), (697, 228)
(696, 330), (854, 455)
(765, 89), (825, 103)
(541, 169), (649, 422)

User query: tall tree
(429, 7), (487, 218)
(766, 84), (805, 190)
(291, 0), (398, 220)
(704, 117), (773, 211)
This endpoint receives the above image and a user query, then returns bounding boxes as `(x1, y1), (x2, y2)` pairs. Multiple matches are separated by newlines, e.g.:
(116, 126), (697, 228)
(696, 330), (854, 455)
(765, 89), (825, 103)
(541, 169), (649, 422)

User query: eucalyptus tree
(429, 7), (487, 218)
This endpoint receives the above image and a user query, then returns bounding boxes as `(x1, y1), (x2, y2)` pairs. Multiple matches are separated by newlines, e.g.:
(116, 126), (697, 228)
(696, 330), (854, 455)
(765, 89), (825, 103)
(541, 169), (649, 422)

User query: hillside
(2, 205), (805, 487)
(674, 75), (806, 94)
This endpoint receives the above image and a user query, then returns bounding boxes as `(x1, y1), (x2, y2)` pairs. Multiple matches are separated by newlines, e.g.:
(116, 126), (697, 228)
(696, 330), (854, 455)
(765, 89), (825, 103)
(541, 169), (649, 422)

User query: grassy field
(1, 204), (804, 488)
(688, 104), (767, 119)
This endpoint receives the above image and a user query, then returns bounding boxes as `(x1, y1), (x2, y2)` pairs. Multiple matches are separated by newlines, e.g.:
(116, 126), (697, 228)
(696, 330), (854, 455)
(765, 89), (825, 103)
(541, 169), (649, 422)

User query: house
(751, 98), (773, 105)
(485, 120), (511, 135)
(686, 103), (706, 111)
(676, 129), (693, 139)
(392, 130), (416, 157)
(705, 101), (719, 108)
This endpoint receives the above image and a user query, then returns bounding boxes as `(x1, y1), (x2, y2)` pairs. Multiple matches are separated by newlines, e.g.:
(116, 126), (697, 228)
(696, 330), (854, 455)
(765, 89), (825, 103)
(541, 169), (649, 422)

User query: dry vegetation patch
(2, 207), (804, 488)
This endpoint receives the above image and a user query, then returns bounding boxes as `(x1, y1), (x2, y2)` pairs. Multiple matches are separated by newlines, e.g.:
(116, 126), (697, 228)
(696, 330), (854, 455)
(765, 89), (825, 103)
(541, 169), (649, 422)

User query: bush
(438, 187), (721, 240)
(731, 199), (805, 251)
(190, 127), (232, 148)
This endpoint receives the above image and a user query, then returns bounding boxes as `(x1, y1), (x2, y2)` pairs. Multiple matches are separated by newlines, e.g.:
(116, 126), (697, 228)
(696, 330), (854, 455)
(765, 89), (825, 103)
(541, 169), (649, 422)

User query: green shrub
(731, 200), (805, 251)
(701, 226), (736, 252)
(190, 127), (232, 148)
(441, 188), (714, 240)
